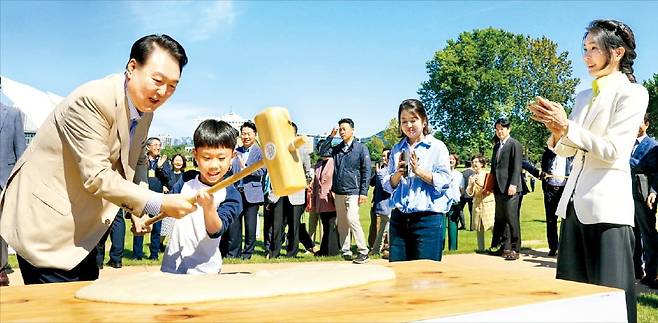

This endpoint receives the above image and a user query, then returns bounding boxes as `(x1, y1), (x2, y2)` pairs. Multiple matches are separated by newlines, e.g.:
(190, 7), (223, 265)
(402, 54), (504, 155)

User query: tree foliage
(382, 118), (400, 148)
(161, 144), (188, 160)
(419, 28), (579, 163)
(643, 73), (658, 138)
(365, 136), (385, 165)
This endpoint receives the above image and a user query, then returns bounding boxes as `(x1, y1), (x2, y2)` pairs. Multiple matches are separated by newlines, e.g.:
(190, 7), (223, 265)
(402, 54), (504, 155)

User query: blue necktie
(129, 119), (138, 143)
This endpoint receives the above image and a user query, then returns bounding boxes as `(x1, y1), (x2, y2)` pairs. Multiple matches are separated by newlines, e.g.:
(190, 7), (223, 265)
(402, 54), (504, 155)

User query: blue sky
(1, 1), (656, 138)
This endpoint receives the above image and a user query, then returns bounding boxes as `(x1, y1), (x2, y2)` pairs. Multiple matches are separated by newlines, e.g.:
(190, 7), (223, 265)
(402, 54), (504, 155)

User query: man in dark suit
(221, 121), (265, 260)
(486, 118), (523, 260)
(631, 114), (658, 285)
(0, 103), (27, 286)
(641, 143), (658, 289)
(524, 147), (573, 256)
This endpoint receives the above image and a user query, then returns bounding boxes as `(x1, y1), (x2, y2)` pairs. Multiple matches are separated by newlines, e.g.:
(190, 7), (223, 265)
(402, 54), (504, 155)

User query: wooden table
(0, 254), (625, 322)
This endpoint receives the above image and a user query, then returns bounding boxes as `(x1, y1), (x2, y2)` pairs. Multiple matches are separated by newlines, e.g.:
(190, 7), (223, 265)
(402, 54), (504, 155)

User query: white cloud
(127, 1), (235, 42)
(148, 101), (215, 138)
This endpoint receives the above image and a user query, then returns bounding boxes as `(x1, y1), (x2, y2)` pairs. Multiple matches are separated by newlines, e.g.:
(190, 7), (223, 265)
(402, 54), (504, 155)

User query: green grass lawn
(6, 185), (657, 321)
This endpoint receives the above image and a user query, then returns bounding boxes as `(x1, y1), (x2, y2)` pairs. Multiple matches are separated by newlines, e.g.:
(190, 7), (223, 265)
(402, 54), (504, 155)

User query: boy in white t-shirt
(161, 119), (242, 274)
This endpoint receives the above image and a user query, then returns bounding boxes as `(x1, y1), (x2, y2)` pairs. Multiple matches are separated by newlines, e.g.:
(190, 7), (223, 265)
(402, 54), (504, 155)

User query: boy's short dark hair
(495, 118), (511, 128)
(194, 119), (238, 149)
(338, 118), (354, 129)
(240, 121), (257, 133)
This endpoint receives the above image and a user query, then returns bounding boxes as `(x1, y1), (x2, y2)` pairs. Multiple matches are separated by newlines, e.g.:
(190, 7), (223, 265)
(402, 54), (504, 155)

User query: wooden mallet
(144, 107), (307, 226)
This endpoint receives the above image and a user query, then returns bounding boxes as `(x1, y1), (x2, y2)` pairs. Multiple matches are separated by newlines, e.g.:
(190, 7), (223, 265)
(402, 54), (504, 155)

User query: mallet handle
(143, 136), (306, 227)
(144, 159), (266, 226)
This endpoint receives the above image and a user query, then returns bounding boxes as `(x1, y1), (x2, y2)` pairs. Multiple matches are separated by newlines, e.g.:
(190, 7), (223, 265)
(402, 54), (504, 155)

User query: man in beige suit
(0, 34), (197, 284)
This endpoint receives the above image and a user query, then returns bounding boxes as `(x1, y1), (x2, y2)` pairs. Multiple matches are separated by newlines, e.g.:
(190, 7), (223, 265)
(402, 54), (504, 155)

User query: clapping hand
(528, 96), (569, 139)
(157, 155), (168, 168)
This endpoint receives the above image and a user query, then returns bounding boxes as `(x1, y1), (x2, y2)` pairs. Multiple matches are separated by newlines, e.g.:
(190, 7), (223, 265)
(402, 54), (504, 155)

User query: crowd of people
(0, 18), (655, 323)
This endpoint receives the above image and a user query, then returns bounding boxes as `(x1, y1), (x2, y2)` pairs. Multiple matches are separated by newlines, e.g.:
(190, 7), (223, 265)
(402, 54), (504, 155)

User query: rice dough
(75, 263), (396, 304)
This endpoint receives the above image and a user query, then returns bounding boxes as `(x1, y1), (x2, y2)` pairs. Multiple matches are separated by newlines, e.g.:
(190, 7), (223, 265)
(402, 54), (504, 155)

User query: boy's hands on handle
(161, 194), (198, 219)
(195, 190), (214, 210)
(130, 213), (152, 236)
(143, 193), (198, 227)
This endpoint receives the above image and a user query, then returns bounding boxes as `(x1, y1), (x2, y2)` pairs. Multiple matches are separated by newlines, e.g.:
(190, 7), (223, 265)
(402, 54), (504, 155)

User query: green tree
(643, 73), (658, 138)
(419, 28), (579, 163)
(365, 136), (385, 165)
(382, 118), (400, 148)
(161, 144), (188, 160)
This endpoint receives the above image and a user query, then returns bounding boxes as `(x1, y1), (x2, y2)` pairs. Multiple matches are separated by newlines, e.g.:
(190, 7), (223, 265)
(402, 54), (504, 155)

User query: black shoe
(342, 254), (353, 261)
(548, 249), (557, 257)
(148, 255), (159, 261)
(97, 263), (104, 270)
(487, 248), (504, 256)
(106, 261), (122, 269)
(648, 279), (658, 290)
(353, 254), (369, 264)
(159, 243), (166, 253)
(458, 226), (466, 230)
(132, 256), (143, 261)
(640, 276), (655, 285)
(241, 255), (252, 260)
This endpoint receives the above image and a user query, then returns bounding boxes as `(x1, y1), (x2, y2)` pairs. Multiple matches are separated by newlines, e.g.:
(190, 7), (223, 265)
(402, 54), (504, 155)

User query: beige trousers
(334, 194), (369, 256)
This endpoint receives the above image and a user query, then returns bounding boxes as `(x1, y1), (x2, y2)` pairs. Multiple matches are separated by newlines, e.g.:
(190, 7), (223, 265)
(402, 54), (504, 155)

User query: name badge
(148, 169), (156, 178)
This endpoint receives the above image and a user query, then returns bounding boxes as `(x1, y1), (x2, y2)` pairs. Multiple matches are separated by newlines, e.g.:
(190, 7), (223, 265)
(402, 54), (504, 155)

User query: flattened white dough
(75, 263), (395, 304)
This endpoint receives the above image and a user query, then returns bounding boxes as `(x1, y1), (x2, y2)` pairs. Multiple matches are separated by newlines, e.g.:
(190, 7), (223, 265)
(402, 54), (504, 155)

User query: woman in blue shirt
(382, 99), (455, 262)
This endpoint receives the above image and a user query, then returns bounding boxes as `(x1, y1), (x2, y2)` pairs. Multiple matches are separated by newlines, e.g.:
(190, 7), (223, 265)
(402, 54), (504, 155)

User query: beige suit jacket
(0, 74), (154, 270)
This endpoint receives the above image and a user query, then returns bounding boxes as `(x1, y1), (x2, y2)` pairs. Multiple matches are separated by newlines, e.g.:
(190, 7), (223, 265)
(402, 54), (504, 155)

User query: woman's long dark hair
(585, 19), (637, 83)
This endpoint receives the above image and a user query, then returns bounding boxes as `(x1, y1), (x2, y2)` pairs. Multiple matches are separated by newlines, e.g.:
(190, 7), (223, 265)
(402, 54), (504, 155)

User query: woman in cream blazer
(529, 20), (648, 323)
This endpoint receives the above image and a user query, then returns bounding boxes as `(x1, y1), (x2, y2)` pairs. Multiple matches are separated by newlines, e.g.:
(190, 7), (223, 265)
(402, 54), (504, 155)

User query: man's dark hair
(495, 118), (511, 128)
(127, 34), (188, 73)
(194, 119), (237, 149)
(338, 118), (354, 129)
(240, 121), (257, 133)
(644, 113), (649, 124)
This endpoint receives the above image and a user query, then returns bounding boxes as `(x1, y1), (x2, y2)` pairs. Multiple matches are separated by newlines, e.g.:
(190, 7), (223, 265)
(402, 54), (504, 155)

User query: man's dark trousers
(96, 210), (126, 266)
(543, 184), (564, 252)
(491, 192), (520, 252)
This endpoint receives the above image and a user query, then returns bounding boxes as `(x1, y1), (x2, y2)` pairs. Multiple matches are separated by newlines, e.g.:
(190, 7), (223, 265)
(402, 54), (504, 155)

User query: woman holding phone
(382, 99), (454, 262)
(528, 20), (648, 323)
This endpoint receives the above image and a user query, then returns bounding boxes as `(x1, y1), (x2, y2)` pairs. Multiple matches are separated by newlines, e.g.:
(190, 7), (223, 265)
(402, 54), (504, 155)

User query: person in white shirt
(529, 19), (648, 323)
(161, 120), (242, 274)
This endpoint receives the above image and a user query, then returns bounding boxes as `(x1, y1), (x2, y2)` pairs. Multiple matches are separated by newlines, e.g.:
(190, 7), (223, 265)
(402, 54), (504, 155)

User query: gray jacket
(0, 103), (27, 189)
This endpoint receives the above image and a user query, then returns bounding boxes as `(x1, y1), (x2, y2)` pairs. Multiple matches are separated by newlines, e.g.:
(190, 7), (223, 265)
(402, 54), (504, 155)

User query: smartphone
(402, 149), (411, 177)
